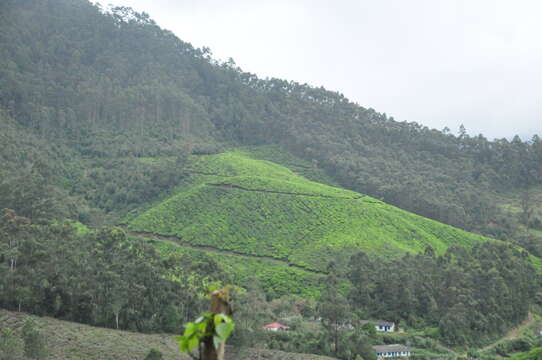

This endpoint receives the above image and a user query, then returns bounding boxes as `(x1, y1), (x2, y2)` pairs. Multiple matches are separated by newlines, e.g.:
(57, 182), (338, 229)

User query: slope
(0, 309), (337, 360)
(128, 148), (490, 276)
(1, 0), (541, 240)
(2, 0), (542, 241)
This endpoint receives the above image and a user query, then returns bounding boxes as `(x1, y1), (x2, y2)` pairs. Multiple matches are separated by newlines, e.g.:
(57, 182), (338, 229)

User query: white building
(360, 320), (395, 332)
(374, 344), (411, 359)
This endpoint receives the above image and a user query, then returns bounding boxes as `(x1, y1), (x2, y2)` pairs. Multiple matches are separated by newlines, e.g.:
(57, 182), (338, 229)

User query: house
(373, 344), (411, 359)
(263, 322), (289, 331)
(360, 320), (395, 332)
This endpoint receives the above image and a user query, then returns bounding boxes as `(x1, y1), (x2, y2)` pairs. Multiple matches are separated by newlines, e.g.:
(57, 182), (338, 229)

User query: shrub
(0, 328), (23, 360)
(22, 320), (47, 360)
(144, 348), (163, 360)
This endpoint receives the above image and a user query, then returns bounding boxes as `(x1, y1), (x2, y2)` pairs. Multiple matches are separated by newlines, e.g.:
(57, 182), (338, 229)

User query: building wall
(376, 351), (410, 358)
(376, 324), (395, 332)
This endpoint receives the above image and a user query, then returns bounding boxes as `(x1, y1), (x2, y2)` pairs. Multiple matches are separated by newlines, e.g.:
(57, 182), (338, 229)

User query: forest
(2, 209), (539, 359)
(1, 0), (542, 359)
(1, 0), (541, 237)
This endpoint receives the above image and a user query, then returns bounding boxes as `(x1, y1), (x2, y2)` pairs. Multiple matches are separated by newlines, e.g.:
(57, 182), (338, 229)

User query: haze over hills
(1, 0), (542, 358)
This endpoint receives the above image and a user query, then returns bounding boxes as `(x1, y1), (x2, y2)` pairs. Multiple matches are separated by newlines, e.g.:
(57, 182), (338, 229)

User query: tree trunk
(202, 290), (231, 360)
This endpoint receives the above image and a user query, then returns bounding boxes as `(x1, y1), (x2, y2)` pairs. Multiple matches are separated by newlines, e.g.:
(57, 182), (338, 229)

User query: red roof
(263, 322), (289, 329)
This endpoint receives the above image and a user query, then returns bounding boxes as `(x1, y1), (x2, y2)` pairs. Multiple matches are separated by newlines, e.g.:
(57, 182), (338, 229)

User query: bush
(496, 338), (533, 357)
(22, 320), (47, 360)
(0, 328), (23, 360)
(530, 217), (542, 230)
(144, 348), (163, 360)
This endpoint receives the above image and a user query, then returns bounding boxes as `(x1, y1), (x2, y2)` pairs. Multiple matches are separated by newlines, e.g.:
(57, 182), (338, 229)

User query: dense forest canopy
(1, 0), (541, 235)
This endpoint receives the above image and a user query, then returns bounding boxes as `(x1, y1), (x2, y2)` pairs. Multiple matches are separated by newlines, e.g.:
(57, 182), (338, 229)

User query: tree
(318, 262), (350, 355)
(22, 320), (47, 360)
(177, 288), (235, 360)
(229, 279), (270, 347)
(345, 332), (376, 360)
(0, 328), (23, 360)
(520, 190), (534, 226)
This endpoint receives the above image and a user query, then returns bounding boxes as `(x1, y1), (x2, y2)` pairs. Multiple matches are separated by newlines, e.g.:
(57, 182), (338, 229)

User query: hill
(122, 148), (542, 303)
(0, 309), (337, 360)
(0, 0), (541, 353)
(0, 0), (541, 241)
(128, 148), (489, 269)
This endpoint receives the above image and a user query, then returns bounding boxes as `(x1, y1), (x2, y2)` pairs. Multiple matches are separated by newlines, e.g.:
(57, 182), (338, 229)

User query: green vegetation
(177, 312), (234, 354)
(22, 319), (48, 360)
(145, 349), (164, 360)
(494, 186), (542, 258)
(348, 243), (536, 346)
(129, 149), (490, 274)
(1, 0), (542, 358)
(0, 210), (224, 333)
(148, 237), (324, 298)
(0, 310), (337, 360)
(1, 0), (542, 241)
(509, 347), (542, 360)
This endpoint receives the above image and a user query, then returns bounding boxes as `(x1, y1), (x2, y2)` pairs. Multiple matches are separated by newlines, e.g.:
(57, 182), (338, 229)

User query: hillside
(119, 147), (494, 296)
(495, 186), (542, 257)
(1, 0), (542, 355)
(509, 346), (542, 360)
(128, 148), (489, 271)
(0, 309), (337, 360)
(0, 0), (541, 240)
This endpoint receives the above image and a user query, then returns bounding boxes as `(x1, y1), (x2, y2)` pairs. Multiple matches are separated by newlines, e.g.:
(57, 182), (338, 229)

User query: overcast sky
(108, 0), (541, 139)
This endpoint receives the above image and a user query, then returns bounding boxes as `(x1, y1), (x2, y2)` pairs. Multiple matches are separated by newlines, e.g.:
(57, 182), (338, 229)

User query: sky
(108, 0), (542, 139)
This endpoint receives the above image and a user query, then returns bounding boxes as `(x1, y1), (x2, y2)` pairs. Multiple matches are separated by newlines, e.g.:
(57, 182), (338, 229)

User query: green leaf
(183, 322), (196, 337)
(187, 336), (199, 352)
(178, 337), (189, 352)
(208, 284), (220, 293)
(215, 322), (234, 340)
(214, 314), (223, 326)
(215, 313), (232, 324)
(196, 321), (208, 334)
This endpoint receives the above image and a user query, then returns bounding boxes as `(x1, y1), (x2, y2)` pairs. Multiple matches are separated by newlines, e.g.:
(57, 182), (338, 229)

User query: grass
(509, 347), (542, 360)
(129, 148), (490, 274)
(0, 309), (337, 360)
(145, 237), (325, 298)
(123, 147), (501, 296)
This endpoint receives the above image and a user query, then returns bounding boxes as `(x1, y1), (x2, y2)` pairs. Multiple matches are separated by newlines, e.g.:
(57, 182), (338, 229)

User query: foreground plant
(176, 288), (234, 360)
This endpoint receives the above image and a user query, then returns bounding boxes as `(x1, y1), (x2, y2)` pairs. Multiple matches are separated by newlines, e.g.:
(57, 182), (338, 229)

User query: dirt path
(481, 312), (535, 351)
(125, 229), (326, 275)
